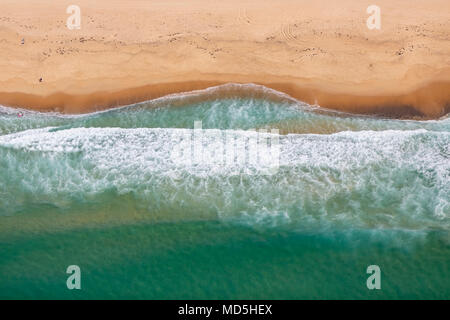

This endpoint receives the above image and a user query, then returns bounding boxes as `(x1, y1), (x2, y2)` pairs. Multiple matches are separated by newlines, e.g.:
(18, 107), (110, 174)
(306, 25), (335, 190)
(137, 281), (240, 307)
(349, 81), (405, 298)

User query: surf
(0, 85), (448, 233)
(0, 127), (448, 231)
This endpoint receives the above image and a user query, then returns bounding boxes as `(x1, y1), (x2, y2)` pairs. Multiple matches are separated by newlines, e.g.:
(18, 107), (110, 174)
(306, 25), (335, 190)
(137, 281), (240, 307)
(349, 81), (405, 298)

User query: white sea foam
(0, 126), (448, 230)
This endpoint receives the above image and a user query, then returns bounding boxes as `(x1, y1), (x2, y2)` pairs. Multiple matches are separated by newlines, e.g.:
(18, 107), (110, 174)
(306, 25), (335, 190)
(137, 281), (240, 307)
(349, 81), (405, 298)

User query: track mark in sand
(280, 23), (298, 42)
(278, 9), (304, 43)
(237, 8), (251, 25)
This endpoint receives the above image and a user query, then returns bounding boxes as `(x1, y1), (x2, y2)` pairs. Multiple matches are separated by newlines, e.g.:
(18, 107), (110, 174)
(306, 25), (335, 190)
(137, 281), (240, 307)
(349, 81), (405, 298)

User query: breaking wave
(0, 84), (449, 232)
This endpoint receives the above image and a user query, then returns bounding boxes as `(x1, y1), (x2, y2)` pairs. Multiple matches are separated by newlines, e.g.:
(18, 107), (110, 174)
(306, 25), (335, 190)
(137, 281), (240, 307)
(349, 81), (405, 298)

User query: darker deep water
(0, 84), (449, 299)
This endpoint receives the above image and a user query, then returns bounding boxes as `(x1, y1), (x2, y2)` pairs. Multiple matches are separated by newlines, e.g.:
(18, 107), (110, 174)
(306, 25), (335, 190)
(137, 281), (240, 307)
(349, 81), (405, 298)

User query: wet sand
(0, 0), (449, 118)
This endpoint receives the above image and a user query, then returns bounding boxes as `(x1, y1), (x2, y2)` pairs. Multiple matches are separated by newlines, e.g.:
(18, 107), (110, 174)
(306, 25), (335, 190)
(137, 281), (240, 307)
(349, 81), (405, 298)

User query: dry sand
(0, 0), (449, 118)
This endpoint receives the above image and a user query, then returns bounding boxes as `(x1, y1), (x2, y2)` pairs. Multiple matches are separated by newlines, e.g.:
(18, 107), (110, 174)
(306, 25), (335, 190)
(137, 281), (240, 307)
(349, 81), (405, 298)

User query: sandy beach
(0, 0), (449, 118)
(1, 0), (450, 301)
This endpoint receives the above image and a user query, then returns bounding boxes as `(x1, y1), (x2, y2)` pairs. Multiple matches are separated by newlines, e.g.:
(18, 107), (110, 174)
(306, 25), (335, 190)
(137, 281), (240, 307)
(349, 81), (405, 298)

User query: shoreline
(1, 0), (449, 119)
(1, 78), (449, 119)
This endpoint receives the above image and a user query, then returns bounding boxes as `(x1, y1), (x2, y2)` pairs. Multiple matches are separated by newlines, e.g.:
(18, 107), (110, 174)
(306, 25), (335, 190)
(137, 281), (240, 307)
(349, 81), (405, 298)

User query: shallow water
(0, 84), (449, 299)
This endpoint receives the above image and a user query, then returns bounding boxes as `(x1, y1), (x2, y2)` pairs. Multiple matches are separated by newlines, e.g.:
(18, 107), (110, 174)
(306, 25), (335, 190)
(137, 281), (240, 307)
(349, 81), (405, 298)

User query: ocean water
(0, 84), (449, 299)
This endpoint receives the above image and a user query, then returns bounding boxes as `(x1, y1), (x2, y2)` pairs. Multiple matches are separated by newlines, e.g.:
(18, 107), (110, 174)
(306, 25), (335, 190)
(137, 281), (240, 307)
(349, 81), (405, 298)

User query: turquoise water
(0, 84), (449, 299)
